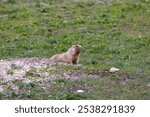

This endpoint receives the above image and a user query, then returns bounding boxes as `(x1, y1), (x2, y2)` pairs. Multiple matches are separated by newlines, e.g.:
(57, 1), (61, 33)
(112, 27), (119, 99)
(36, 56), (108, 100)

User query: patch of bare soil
(0, 58), (52, 91)
(0, 57), (52, 81)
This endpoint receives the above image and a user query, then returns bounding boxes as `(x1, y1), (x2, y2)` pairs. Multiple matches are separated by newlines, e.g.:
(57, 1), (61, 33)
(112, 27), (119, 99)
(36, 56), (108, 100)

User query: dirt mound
(0, 57), (101, 92)
(0, 57), (54, 81)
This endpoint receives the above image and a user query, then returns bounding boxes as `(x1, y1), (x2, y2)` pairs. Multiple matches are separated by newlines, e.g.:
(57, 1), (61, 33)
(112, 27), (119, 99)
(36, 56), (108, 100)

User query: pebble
(146, 83), (150, 87)
(76, 90), (84, 93)
(109, 67), (119, 73)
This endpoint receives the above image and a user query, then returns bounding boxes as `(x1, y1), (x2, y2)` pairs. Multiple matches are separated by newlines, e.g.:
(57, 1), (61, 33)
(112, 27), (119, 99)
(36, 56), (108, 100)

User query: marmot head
(67, 44), (82, 55)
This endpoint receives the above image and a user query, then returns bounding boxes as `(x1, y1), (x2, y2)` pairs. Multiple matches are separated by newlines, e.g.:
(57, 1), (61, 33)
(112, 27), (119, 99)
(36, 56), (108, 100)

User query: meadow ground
(0, 0), (150, 99)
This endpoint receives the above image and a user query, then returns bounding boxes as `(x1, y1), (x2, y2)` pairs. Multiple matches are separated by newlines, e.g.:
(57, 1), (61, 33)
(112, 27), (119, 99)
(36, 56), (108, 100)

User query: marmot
(50, 44), (82, 64)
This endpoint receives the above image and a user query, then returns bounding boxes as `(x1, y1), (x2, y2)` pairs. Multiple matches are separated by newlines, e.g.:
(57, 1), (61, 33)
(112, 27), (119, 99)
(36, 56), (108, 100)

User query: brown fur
(50, 45), (82, 64)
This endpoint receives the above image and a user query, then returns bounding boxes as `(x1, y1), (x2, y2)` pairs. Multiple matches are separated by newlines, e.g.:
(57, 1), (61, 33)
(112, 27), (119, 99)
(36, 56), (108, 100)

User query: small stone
(76, 90), (84, 93)
(109, 67), (119, 73)
(146, 83), (150, 87)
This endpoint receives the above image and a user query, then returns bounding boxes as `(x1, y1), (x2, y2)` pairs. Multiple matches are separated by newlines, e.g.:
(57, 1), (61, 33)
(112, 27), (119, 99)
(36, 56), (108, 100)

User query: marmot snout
(50, 44), (82, 64)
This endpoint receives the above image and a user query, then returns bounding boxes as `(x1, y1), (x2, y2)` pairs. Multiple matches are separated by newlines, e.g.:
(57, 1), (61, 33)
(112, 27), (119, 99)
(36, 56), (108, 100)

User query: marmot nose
(79, 45), (83, 48)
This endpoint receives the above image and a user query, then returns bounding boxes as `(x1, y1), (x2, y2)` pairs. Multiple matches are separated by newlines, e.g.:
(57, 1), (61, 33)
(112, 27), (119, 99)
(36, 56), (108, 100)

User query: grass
(0, 0), (150, 99)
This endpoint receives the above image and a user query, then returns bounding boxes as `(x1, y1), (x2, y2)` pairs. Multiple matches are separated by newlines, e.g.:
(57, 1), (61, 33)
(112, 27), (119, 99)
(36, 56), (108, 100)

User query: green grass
(0, 0), (150, 99)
